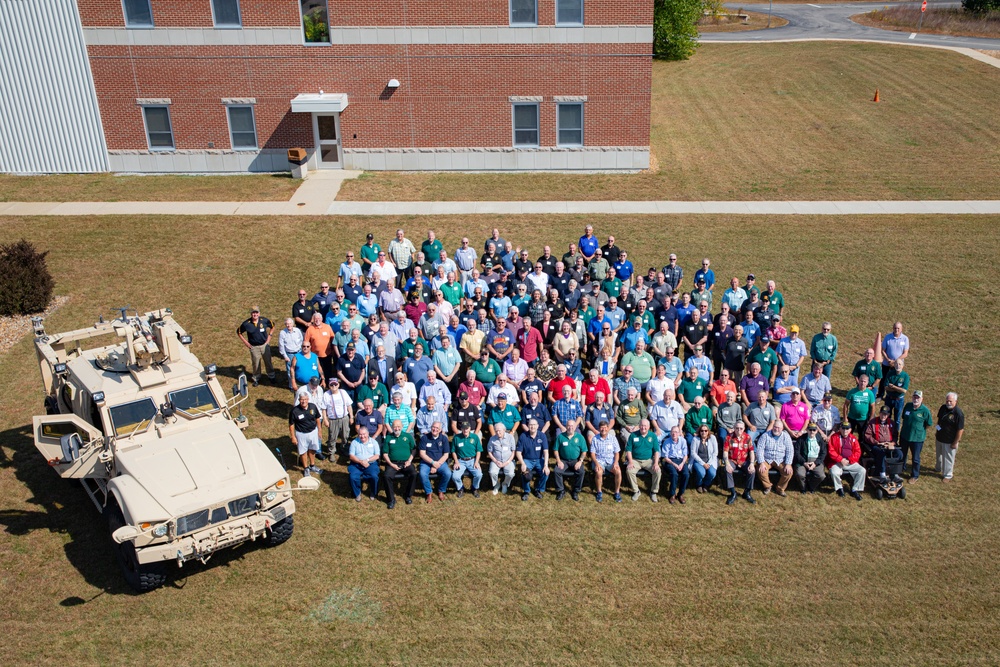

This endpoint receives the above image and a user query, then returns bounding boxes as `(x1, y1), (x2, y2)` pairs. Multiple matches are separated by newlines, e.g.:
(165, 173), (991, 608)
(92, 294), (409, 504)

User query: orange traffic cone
(873, 89), (880, 103)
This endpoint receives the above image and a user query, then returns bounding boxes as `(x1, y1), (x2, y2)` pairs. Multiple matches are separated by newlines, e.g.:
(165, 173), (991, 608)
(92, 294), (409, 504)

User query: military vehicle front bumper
(135, 498), (296, 565)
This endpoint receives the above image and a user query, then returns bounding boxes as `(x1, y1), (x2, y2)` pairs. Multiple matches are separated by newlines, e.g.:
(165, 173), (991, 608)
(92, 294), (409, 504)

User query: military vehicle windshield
(168, 384), (220, 417)
(109, 398), (158, 437)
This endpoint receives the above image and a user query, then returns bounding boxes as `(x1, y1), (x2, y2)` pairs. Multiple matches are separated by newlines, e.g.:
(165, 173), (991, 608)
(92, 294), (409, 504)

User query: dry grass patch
(854, 6), (1000, 38)
(979, 49), (1000, 57)
(339, 42), (1000, 202)
(0, 173), (300, 202)
(698, 9), (789, 32)
(0, 213), (999, 664)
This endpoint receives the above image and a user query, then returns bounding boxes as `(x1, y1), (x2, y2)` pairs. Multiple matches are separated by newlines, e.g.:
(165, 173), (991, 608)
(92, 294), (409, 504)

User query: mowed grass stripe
(0, 214), (998, 664)
(339, 43), (1000, 202)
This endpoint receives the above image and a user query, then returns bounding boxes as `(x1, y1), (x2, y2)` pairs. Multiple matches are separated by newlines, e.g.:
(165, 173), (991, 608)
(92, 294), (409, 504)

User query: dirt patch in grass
(0, 173), (300, 202)
(979, 49), (1000, 58)
(0, 296), (69, 356)
(698, 9), (789, 32)
(0, 213), (998, 664)
(853, 7), (1000, 38)
(339, 42), (1000, 202)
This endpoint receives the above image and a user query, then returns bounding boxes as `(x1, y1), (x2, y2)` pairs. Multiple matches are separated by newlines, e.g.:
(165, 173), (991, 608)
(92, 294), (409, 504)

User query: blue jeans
(348, 462), (380, 498)
(691, 462), (717, 490)
(821, 362), (832, 379)
(521, 458), (548, 493)
(885, 393), (905, 432)
(717, 426), (731, 445)
(663, 457), (690, 498)
(452, 458), (483, 490)
(420, 461), (452, 495)
(900, 439), (924, 478)
(871, 445), (904, 475)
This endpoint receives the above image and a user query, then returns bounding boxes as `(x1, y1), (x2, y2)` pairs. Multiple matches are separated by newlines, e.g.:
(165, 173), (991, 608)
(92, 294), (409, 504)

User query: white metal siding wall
(0, 0), (108, 173)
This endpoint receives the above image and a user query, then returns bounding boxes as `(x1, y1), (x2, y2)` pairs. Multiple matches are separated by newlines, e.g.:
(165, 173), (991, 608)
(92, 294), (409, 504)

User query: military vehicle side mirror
(296, 476), (321, 491)
(112, 525), (141, 544)
(235, 374), (248, 398)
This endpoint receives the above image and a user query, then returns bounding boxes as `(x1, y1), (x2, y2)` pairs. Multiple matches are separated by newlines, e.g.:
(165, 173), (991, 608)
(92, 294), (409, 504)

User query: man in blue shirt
(777, 325), (809, 384)
(489, 284), (512, 323)
(516, 419), (550, 499)
(693, 258), (716, 294)
(578, 225), (599, 262)
(418, 421), (452, 502)
(613, 250), (634, 287)
(348, 426), (381, 501)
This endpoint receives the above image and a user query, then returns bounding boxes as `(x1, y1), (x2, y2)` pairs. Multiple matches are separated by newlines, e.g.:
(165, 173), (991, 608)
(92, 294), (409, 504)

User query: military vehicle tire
(266, 515), (294, 547)
(104, 502), (167, 593)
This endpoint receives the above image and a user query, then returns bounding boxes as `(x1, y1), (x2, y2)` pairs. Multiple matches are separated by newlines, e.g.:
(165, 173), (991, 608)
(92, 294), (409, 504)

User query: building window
(211, 0), (242, 28)
(510, 0), (537, 26)
(227, 106), (258, 150)
(301, 0), (330, 43)
(556, 0), (584, 25)
(557, 103), (583, 146)
(512, 103), (539, 147)
(142, 106), (174, 151)
(122, 0), (153, 27)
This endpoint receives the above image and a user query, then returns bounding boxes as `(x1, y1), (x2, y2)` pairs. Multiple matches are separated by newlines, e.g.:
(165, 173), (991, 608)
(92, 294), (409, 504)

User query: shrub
(0, 239), (54, 316)
(655, 0), (703, 61)
(962, 0), (1000, 13)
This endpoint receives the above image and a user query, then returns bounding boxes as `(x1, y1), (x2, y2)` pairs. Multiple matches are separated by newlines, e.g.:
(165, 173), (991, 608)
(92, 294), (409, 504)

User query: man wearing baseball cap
(777, 324), (809, 385)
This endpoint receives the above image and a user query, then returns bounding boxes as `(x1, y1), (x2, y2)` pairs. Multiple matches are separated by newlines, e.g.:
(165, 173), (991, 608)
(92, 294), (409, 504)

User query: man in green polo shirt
(472, 350), (501, 390)
(360, 233), (381, 276)
(357, 372), (389, 412)
(451, 422), (483, 497)
(621, 340), (655, 386)
(899, 389), (933, 482)
(441, 274), (463, 307)
(677, 367), (707, 411)
(684, 395), (714, 439)
(844, 375), (876, 436)
(381, 420), (416, 509)
(601, 269), (623, 300)
(747, 338), (779, 384)
(421, 230), (443, 263)
(882, 359), (910, 432)
(487, 394), (521, 436)
(625, 419), (661, 502)
(809, 322), (838, 378)
(553, 421), (587, 501)
(852, 347), (882, 389)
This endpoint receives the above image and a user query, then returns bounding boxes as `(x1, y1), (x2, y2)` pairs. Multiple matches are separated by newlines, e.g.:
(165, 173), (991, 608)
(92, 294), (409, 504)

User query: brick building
(0, 0), (652, 173)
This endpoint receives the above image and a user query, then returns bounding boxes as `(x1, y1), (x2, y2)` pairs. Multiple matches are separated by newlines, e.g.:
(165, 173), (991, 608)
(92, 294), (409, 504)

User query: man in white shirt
(278, 318), (304, 389)
(323, 378), (354, 458)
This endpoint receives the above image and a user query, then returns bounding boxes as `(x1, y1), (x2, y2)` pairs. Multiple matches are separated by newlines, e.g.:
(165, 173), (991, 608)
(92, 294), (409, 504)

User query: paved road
(702, 2), (1000, 50)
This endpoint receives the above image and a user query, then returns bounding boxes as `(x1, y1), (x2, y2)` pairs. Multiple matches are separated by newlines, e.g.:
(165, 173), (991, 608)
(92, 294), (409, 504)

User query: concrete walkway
(1, 199), (999, 216)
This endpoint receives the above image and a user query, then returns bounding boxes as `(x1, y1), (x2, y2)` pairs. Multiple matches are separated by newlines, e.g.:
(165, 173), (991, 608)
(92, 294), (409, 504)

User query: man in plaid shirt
(754, 421), (794, 496)
(723, 421), (756, 505)
(552, 386), (584, 434)
(589, 420), (622, 503)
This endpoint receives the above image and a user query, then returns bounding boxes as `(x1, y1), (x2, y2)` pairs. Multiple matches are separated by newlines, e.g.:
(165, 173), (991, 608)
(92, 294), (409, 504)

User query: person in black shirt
(600, 236), (622, 266)
(537, 246), (558, 276)
(237, 307), (274, 386)
(682, 309), (709, 361)
(289, 392), (325, 476)
(292, 289), (316, 331)
(450, 392), (482, 436)
(724, 325), (750, 381)
(935, 392), (965, 481)
(336, 344), (367, 400)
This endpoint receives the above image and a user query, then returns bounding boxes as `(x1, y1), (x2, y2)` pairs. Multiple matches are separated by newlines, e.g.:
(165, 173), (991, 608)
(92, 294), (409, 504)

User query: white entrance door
(312, 113), (342, 169)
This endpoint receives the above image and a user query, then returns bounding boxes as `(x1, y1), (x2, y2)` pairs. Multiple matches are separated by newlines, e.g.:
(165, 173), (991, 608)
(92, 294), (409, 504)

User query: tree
(654, 0), (702, 61)
(962, 0), (1000, 12)
(0, 239), (54, 316)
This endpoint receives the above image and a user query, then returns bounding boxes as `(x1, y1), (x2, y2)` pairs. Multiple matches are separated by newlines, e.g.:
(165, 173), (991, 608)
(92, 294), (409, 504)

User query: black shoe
(571, 492), (579, 502)
(850, 491), (863, 501)
(533, 491), (544, 499)
(521, 493), (529, 501)
(251, 378), (259, 387)
(315, 452), (327, 461)
(726, 492), (737, 505)
(404, 497), (413, 505)
(472, 489), (480, 498)
(387, 500), (396, 510)
(837, 488), (846, 497)
(557, 491), (566, 501)
(267, 374), (276, 382)
(743, 492), (756, 505)
(456, 488), (464, 499)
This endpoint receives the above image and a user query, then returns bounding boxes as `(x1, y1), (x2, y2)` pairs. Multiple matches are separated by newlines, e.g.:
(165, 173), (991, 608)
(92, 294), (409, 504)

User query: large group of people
(239, 226), (965, 508)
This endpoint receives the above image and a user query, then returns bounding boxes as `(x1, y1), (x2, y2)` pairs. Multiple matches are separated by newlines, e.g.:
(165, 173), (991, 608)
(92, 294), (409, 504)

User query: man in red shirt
(517, 318), (543, 366)
(458, 369), (487, 407)
(827, 422), (865, 500)
(547, 365), (577, 405)
(722, 422), (756, 505)
(580, 368), (611, 406)
(709, 369), (737, 411)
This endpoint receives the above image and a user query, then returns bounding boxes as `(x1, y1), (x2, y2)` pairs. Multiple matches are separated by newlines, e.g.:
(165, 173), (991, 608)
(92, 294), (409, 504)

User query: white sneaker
(492, 488), (499, 495)
(650, 494), (658, 503)
(631, 491), (641, 502)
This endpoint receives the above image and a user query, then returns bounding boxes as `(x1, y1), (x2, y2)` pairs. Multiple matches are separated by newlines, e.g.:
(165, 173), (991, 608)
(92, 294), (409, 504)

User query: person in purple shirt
(739, 363), (770, 406)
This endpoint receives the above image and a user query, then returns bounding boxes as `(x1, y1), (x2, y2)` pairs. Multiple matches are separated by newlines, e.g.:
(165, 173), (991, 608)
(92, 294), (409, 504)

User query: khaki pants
(627, 458), (662, 494)
(935, 440), (957, 479)
(757, 461), (792, 493)
(249, 343), (273, 380)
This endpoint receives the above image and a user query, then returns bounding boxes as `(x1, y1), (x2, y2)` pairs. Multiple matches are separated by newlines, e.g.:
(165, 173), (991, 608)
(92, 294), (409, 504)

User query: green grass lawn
(339, 42), (1000, 201)
(0, 214), (998, 664)
(0, 173), (300, 202)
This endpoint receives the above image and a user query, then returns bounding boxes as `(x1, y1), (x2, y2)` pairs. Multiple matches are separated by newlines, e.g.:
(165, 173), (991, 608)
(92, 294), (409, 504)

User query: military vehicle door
(32, 414), (108, 479)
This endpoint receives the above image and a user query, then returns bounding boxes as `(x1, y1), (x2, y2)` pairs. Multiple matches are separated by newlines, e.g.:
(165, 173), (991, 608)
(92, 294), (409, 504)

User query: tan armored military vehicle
(31, 308), (318, 592)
